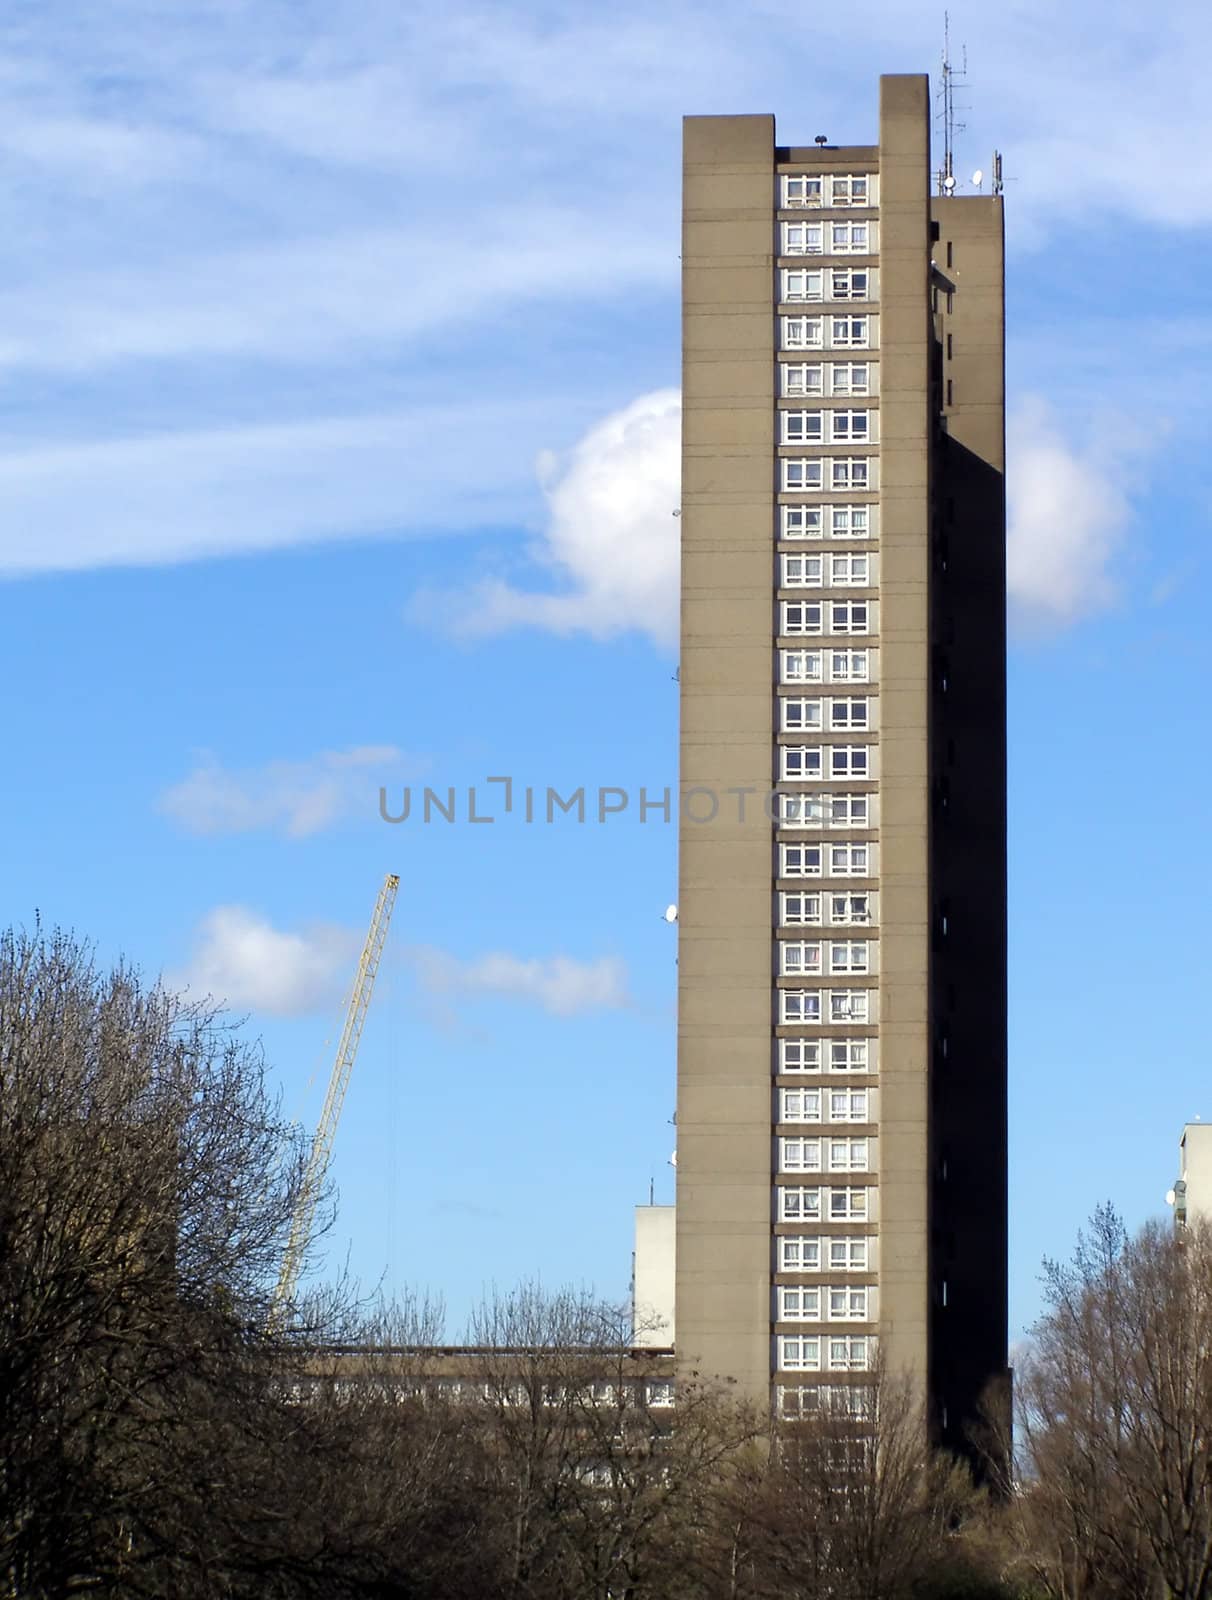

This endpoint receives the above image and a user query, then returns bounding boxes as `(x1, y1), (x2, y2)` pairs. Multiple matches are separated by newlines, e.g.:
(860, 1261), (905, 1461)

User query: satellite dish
(669, 1150), (678, 1167)
(663, 904), (678, 923)
(943, 174), (956, 193)
(972, 168), (984, 187)
(1166, 1189), (1177, 1207)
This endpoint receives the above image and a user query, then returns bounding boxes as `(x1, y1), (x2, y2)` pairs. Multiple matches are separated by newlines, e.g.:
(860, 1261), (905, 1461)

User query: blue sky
(1, 0), (1209, 1344)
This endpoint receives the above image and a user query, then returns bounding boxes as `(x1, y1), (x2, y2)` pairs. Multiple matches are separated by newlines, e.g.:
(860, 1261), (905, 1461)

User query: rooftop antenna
(936, 12), (969, 196)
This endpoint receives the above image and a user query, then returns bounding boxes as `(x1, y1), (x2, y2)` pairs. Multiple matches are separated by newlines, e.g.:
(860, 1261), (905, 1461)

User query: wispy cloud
(1006, 398), (1144, 633)
(409, 946), (630, 1018)
(416, 390), (681, 648)
(160, 745), (414, 837)
(168, 906), (358, 1016)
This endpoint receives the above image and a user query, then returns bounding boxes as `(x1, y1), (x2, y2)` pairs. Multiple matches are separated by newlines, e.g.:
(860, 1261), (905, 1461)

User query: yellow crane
(270, 872), (400, 1325)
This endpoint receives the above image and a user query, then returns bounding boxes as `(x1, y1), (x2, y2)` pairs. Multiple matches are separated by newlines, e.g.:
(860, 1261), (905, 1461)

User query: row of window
(781, 173), (875, 209)
(777, 1334), (873, 1372)
(781, 990), (875, 1025)
(781, 648), (873, 683)
(780, 942), (875, 978)
(777, 1383), (873, 1419)
(781, 892), (874, 928)
(782, 552), (873, 587)
(780, 506), (873, 541)
(777, 1284), (872, 1322)
(778, 1184), (872, 1222)
(780, 841), (873, 878)
(781, 268), (874, 305)
(783, 458), (877, 493)
(784, 315), (873, 350)
(783, 691), (873, 727)
(782, 409), (876, 446)
(779, 1085), (872, 1122)
(781, 220), (875, 256)
(779, 1040), (873, 1077)
(779, 1236), (870, 1272)
(782, 362), (874, 398)
(778, 794), (874, 829)
(781, 601), (872, 635)
(781, 746), (873, 781)
(781, 1135), (872, 1174)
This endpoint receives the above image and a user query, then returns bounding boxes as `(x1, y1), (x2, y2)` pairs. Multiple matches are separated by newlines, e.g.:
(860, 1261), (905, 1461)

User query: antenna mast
(936, 12), (968, 196)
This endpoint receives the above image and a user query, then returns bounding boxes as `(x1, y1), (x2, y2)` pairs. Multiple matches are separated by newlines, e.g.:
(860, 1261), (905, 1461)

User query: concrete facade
(675, 75), (1007, 1458)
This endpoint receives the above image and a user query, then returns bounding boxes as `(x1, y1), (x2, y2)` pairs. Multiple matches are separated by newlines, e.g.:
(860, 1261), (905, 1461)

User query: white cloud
(411, 947), (630, 1018)
(421, 389), (681, 648)
(1007, 400), (1136, 631)
(160, 745), (412, 837)
(168, 906), (358, 1016)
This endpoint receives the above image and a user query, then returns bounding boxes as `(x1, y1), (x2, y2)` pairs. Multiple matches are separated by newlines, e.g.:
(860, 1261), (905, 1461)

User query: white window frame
(778, 1189), (822, 1223)
(827, 746), (870, 780)
(778, 1285), (823, 1321)
(778, 1040), (822, 1073)
(829, 362), (871, 396)
(782, 459), (824, 492)
(780, 601), (823, 636)
(829, 648), (870, 681)
(781, 410), (825, 445)
(780, 990), (822, 1025)
(780, 1136), (823, 1173)
(780, 892), (822, 927)
(828, 1040), (872, 1074)
(780, 1085), (823, 1122)
(829, 990), (871, 1024)
(781, 362), (825, 397)
(828, 408), (873, 443)
(780, 649), (823, 683)
(827, 943), (872, 976)
(828, 1286), (870, 1321)
(829, 1237), (869, 1271)
(781, 551), (824, 585)
(782, 316), (824, 350)
(780, 942), (823, 978)
(828, 1136), (870, 1173)
(829, 1187), (869, 1220)
(830, 506), (872, 540)
(828, 1335), (871, 1371)
(781, 748), (822, 783)
(829, 221), (872, 254)
(828, 893), (873, 926)
(828, 842), (872, 876)
(778, 1336), (822, 1372)
(780, 842), (823, 877)
(828, 1087), (870, 1122)
(831, 316), (870, 348)
(829, 553), (871, 586)
(829, 457), (873, 492)
(781, 220), (824, 255)
(830, 268), (871, 302)
(781, 697), (823, 731)
(778, 1235), (821, 1269)
(828, 696), (871, 729)
(780, 504), (824, 540)
(781, 268), (825, 303)
(828, 601), (871, 634)
(829, 175), (872, 207)
(782, 174), (824, 208)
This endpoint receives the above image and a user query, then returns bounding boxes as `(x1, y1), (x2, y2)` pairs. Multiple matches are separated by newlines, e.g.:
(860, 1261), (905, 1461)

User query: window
(826, 796), (870, 827)
(779, 1235), (821, 1269)
(829, 943), (870, 976)
(831, 506), (871, 539)
(781, 748), (822, 782)
(782, 459), (824, 492)
(783, 316), (824, 349)
(829, 458), (871, 491)
(779, 1040), (822, 1073)
(781, 552), (824, 585)
(780, 1137), (823, 1173)
(780, 602), (824, 637)
(829, 893), (872, 924)
(831, 315), (870, 348)
(830, 269), (870, 301)
(830, 553), (870, 586)
(829, 1087), (869, 1121)
(830, 649), (869, 681)
(828, 1336), (871, 1371)
(783, 698), (823, 734)
(830, 221), (870, 253)
(830, 990), (871, 1023)
(829, 1187), (869, 1220)
(829, 1237), (869, 1270)
(830, 175), (870, 206)
(828, 1287), (869, 1321)
(780, 892), (822, 926)
(782, 362), (824, 397)
(777, 1384), (822, 1418)
(781, 220), (824, 254)
(778, 1285), (822, 1320)
(830, 362), (870, 396)
(829, 408), (871, 443)
(782, 174), (823, 208)
(829, 1040), (870, 1073)
(829, 696), (870, 729)
(780, 505), (823, 540)
(778, 1336), (822, 1372)
(646, 1379), (675, 1407)
(829, 601), (870, 634)
(781, 943), (823, 977)
(780, 842), (823, 876)
(781, 269), (824, 303)
(780, 649), (822, 683)
(828, 1137), (869, 1173)
(828, 843), (871, 875)
(780, 991), (822, 1024)
(781, 410), (824, 445)
(780, 1085), (822, 1122)
(778, 1188), (822, 1222)
(828, 746), (869, 780)
(778, 793), (824, 827)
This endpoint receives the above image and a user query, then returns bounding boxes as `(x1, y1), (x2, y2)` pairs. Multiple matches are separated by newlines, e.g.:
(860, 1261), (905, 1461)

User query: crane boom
(271, 872), (400, 1322)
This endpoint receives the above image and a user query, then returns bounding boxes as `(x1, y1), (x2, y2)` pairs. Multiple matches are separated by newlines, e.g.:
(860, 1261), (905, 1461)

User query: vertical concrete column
(874, 76), (933, 1386)
(676, 114), (776, 1399)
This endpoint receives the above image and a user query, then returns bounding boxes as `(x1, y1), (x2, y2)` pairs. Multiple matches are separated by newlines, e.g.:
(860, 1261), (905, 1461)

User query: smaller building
(633, 1204), (675, 1347)
(1171, 1123), (1212, 1226)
